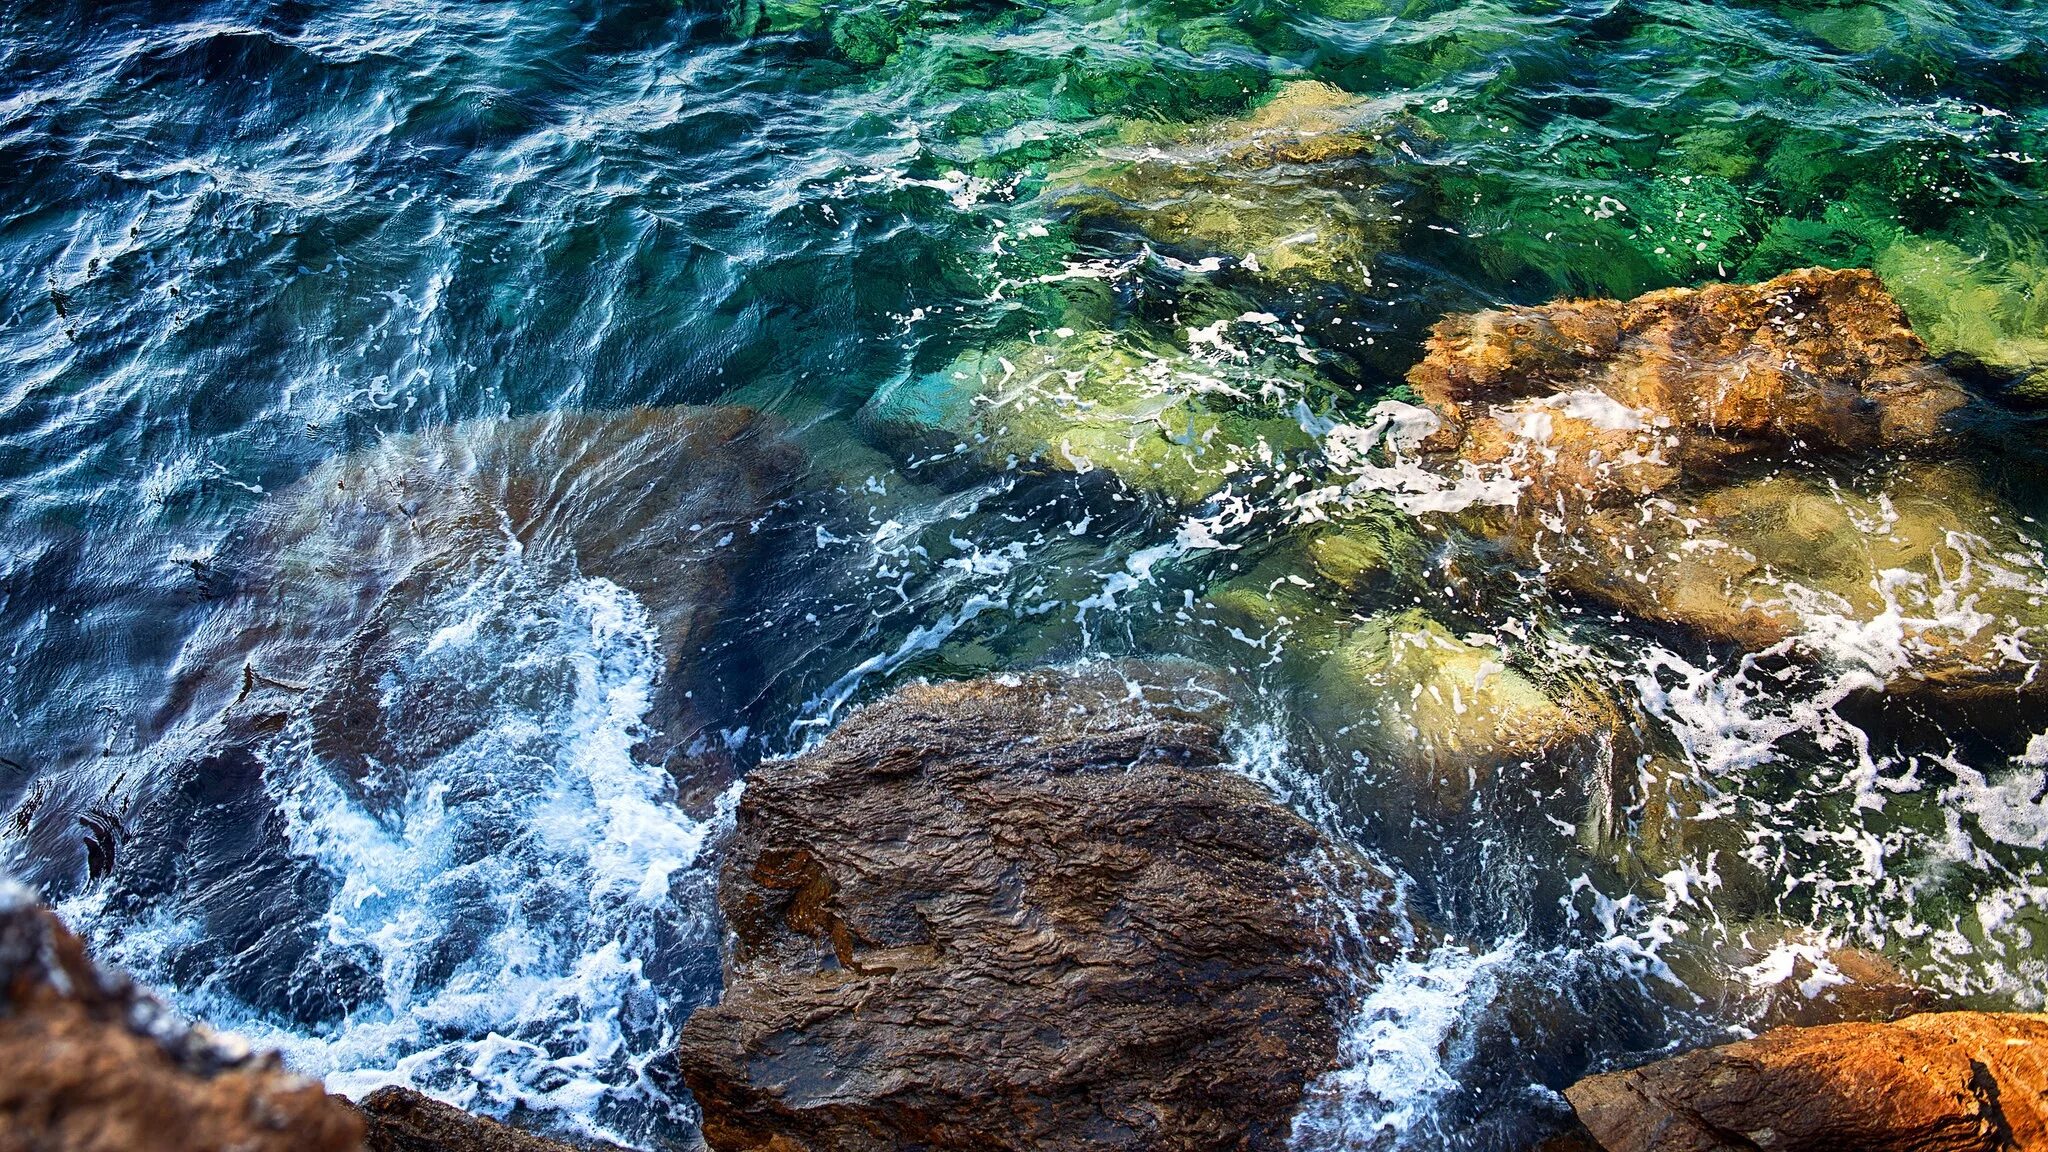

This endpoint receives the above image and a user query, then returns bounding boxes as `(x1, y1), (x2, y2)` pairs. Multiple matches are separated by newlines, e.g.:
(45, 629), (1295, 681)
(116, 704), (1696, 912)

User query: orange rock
(1412, 268), (1967, 487)
(1566, 1011), (2048, 1152)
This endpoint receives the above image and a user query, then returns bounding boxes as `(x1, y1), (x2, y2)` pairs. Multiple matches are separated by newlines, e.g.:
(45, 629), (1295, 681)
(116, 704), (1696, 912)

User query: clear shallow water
(3, 0), (2047, 1147)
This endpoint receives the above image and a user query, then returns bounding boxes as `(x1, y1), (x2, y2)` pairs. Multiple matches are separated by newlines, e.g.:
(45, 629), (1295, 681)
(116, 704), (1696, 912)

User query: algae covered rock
(1052, 80), (1416, 284)
(1533, 463), (2048, 684)
(1308, 609), (1617, 817)
(863, 320), (1314, 503)
(1876, 235), (2048, 403)
(675, 662), (1417, 1152)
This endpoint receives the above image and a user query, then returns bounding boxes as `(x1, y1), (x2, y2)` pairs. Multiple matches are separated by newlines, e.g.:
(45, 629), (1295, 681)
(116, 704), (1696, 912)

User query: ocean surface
(2, 0), (2046, 1147)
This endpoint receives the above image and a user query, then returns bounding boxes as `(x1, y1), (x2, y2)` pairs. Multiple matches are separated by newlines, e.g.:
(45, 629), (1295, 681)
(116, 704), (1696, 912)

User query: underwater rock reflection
(8, 405), (811, 1146)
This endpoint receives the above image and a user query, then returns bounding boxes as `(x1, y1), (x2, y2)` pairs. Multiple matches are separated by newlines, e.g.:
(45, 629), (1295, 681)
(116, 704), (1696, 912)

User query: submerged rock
(160, 405), (805, 801)
(1529, 462), (2048, 680)
(0, 883), (364, 1152)
(675, 662), (1417, 1152)
(1308, 609), (1617, 818)
(1566, 1011), (2048, 1152)
(863, 321), (1313, 503)
(1053, 81), (1414, 285)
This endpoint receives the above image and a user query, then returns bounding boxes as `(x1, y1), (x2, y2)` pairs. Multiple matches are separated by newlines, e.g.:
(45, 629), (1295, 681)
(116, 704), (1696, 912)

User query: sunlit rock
(1411, 267), (1970, 499)
(1051, 80), (1415, 285)
(1533, 464), (2048, 688)
(0, 887), (365, 1152)
(1383, 269), (2046, 689)
(675, 662), (1420, 1152)
(1566, 1011), (2048, 1152)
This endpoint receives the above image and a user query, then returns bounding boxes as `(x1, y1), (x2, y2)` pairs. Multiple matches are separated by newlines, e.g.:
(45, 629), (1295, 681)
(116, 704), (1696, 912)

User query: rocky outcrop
(0, 882), (365, 1152)
(1566, 1011), (2048, 1152)
(1381, 268), (2048, 687)
(676, 663), (1417, 1152)
(353, 1086), (592, 1152)
(1410, 266), (1969, 503)
(0, 884), (605, 1152)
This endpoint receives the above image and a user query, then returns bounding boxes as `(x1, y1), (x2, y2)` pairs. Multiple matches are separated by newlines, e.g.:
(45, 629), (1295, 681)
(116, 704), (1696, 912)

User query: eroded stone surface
(355, 1086), (597, 1152)
(676, 662), (1416, 1152)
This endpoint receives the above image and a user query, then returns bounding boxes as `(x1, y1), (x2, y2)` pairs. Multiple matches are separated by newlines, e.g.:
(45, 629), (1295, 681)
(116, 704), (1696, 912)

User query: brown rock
(354, 1085), (594, 1151)
(1412, 267), (1969, 498)
(675, 662), (1416, 1152)
(1387, 270), (2048, 687)
(0, 886), (365, 1152)
(1565, 1011), (2048, 1152)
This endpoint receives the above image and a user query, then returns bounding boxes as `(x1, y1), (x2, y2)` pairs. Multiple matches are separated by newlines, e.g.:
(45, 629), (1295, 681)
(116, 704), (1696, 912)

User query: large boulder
(0, 882), (364, 1152)
(1565, 1011), (2048, 1152)
(675, 663), (1418, 1152)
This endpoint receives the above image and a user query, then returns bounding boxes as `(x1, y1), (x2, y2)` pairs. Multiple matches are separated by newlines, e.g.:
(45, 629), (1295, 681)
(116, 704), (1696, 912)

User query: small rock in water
(1565, 1011), (2048, 1152)
(1308, 608), (1617, 819)
(675, 661), (1422, 1152)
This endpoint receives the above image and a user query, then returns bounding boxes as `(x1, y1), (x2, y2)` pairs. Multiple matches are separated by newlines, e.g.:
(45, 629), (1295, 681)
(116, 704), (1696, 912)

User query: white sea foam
(1292, 942), (1517, 1151)
(77, 572), (728, 1146)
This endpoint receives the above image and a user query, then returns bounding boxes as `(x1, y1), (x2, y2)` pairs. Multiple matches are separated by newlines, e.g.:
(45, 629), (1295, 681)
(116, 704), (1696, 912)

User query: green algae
(865, 316), (1320, 503)
(1050, 80), (1418, 287)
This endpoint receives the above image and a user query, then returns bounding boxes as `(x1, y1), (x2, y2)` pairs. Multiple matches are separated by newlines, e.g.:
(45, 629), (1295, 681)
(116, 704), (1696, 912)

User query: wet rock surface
(353, 1086), (595, 1152)
(1410, 266), (1970, 492)
(1565, 1011), (2048, 1152)
(675, 662), (1415, 1152)
(1392, 268), (2047, 686)
(0, 884), (365, 1152)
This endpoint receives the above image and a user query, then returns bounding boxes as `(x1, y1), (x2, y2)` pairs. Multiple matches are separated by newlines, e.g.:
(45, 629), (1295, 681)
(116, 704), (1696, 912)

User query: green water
(2, 0), (2047, 1146)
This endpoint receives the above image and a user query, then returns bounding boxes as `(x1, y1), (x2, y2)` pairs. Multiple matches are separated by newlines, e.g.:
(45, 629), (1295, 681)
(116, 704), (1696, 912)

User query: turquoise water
(3, 0), (2047, 1147)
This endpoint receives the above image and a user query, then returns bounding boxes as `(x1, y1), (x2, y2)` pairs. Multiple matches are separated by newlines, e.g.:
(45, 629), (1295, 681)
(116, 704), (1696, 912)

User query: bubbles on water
(73, 572), (727, 1147)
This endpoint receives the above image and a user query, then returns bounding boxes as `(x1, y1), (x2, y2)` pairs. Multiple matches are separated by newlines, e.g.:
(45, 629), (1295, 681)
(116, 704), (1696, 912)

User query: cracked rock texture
(1566, 1011), (2048, 1152)
(675, 662), (1414, 1152)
